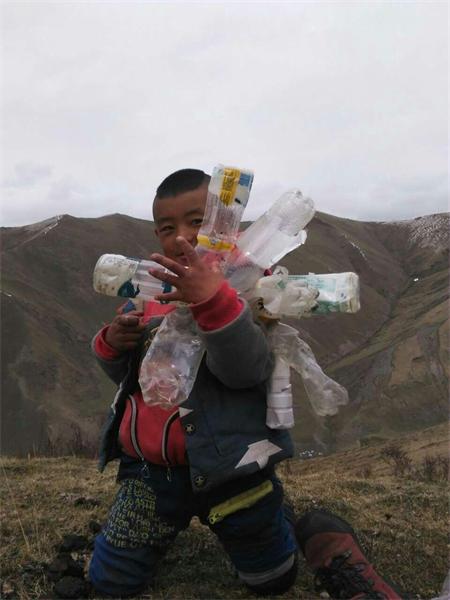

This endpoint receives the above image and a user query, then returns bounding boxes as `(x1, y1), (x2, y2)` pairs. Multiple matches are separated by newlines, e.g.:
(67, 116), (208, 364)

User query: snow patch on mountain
(25, 215), (63, 234)
(0, 215), (65, 250)
(42, 215), (62, 235)
(349, 240), (367, 259)
(18, 215), (64, 245)
(343, 234), (367, 260)
(383, 214), (449, 252)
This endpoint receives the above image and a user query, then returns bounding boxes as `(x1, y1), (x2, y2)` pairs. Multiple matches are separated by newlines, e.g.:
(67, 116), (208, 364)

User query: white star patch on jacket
(179, 407), (194, 417)
(235, 440), (282, 469)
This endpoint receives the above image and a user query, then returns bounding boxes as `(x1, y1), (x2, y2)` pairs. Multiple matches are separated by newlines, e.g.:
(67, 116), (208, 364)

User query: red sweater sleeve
(190, 280), (244, 331)
(93, 325), (122, 360)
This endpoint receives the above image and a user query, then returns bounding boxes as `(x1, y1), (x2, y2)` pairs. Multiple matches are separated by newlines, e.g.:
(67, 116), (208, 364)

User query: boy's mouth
(176, 254), (189, 266)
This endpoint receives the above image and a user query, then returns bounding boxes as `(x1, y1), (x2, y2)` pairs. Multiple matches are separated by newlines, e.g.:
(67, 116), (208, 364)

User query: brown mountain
(1, 211), (448, 456)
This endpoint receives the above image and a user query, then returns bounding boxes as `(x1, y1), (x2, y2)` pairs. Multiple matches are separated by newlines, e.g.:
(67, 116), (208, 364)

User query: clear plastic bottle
(226, 190), (315, 295)
(269, 322), (349, 417)
(196, 165), (254, 264)
(139, 306), (205, 408)
(93, 254), (172, 301)
(237, 190), (315, 267)
(288, 272), (360, 314)
(253, 267), (360, 318)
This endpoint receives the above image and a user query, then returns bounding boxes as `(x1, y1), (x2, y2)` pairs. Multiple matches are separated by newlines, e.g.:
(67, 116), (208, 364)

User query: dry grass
(1, 428), (448, 599)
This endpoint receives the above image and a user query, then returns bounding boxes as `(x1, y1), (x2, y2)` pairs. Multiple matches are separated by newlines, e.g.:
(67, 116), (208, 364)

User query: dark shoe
(295, 509), (402, 599)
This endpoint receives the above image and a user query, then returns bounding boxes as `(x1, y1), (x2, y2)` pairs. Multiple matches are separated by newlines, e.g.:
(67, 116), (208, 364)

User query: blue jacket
(95, 302), (294, 493)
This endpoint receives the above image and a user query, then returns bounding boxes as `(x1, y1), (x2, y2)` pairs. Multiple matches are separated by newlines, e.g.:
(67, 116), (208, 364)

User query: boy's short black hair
(155, 169), (210, 199)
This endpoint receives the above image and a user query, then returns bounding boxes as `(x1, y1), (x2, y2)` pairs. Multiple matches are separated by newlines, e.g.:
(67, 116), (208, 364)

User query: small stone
(47, 554), (83, 582)
(48, 556), (68, 581)
(88, 520), (102, 534)
(48, 555), (69, 573)
(58, 534), (89, 552)
(74, 496), (100, 507)
(59, 493), (77, 502)
(54, 576), (89, 599)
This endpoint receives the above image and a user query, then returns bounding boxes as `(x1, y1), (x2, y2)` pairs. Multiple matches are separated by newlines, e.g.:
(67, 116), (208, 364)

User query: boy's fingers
(122, 341), (141, 350)
(121, 309), (144, 316)
(117, 315), (143, 327)
(148, 268), (179, 286)
(155, 290), (182, 303)
(210, 261), (222, 274)
(150, 253), (185, 277)
(176, 237), (200, 266)
(121, 332), (144, 342)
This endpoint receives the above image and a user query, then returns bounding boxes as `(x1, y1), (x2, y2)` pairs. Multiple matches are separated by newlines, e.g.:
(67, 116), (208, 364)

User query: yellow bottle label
(219, 167), (241, 206)
(197, 234), (235, 252)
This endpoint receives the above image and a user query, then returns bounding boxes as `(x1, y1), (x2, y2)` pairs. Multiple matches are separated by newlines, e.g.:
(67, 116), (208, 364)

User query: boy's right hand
(104, 311), (145, 352)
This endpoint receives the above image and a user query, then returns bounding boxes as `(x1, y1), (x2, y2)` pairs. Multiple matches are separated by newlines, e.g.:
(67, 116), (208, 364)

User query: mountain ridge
(1, 210), (448, 456)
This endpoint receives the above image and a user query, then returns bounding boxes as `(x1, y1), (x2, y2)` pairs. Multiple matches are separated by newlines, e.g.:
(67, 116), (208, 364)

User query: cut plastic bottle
(253, 267), (360, 318)
(268, 322), (349, 417)
(138, 306), (205, 409)
(237, 190), (314, 267)
(196, 164), (254, 266)
(226, 190), (315, 295)
(93, 254), (172, 301)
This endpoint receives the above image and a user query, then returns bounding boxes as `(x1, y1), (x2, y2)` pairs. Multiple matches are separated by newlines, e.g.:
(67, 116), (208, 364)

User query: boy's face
(153, 185), (207, 266)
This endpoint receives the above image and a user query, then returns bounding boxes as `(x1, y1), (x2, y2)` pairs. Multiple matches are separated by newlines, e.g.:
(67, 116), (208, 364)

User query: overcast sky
(1, 1), (448, 227)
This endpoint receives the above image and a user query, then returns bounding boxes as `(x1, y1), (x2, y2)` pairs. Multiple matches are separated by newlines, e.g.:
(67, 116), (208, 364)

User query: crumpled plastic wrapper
(139, 307), (205, 409)
(253, 266), (319, 319)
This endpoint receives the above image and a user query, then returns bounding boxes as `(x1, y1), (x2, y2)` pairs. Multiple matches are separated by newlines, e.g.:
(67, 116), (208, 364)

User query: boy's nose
(177, 226), (197, 246)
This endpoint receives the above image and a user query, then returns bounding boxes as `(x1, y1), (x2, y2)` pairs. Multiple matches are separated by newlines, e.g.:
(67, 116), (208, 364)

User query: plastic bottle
(139, 306), (205, 409)
(196, 164), (254, 264)
(93, 254), (173, 301)
(269, 322), (349, 417)
(288, 272), (360, 314)
(226, 190), (315, 295)
(266, 356), (294, 429)
(237, 190), (314, 267)
(253, 268), (319, 319)
(253, 267), (360, 318)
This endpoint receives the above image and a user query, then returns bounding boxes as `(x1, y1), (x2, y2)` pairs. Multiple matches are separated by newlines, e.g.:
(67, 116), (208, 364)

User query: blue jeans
(89, 460), (297, 597)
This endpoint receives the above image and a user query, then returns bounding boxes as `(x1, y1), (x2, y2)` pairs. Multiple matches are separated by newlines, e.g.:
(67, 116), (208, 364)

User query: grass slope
(1, 424), (448, 599)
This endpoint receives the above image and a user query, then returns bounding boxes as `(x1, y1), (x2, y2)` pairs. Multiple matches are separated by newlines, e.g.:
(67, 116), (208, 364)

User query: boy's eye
(159, 225), (175, 234)
(192, 218), (203, 226)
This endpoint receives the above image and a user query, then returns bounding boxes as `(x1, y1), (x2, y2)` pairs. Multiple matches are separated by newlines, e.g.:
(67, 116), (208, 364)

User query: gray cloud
(358, 174), (449, 222)
(3, 162), (53, 188)
(46, 177), (88, 204)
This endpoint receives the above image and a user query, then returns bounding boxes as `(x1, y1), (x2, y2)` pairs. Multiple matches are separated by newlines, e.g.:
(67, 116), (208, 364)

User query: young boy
(89, 169), (298, 597)
(89, 168), (402, 600)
